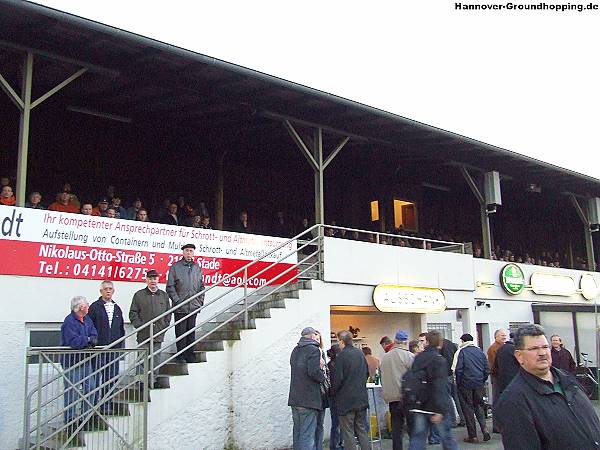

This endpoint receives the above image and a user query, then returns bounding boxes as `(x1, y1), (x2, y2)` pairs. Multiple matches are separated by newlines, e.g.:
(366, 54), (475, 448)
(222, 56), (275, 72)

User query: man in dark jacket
(88, 280), (125, 414)
(408, 331), (459, 450)
(494, 335), (520, 396)
(288, 327), (325, 450)
(550, 334), (577, 373)
(332, 330), (370, 450)
(166, 243), (204, 363)
(454, 334), (490, 443)
(495, 324), (600, 450)
(61, 296), (98, 425)
(130, 269), (172, 387)
(439, 337), (465, 427)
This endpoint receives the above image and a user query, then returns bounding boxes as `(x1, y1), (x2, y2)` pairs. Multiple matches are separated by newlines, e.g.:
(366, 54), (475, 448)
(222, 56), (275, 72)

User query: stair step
(38, 428), (86, 449)
(197, 329), (241, 341)
(199, 318), (256, 333)
(248, 309), (271, 319)
(194, 340), (225, 352)
(113, 384), (148, 403)
(99, 402), (130, 417)
(81, 416), (109, 432)
(158, 362), (189, 376)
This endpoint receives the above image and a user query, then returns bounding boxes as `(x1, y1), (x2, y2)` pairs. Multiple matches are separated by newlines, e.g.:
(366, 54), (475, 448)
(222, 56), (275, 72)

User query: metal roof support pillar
(215, 150), (227, 230)
(0, 50), (88, 206)
(16, 52), (33, 207)
(570, 194), (596, 271)
(460, 166), (492, 259)
(282, 119), (348, 225)
(313, 128), (324, 225)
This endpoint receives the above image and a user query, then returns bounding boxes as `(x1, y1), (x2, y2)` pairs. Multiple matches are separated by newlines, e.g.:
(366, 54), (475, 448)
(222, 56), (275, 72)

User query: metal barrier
(320, 224), (468, 254)
(21, 224), (467, 447)
(23, 348), (148, 450)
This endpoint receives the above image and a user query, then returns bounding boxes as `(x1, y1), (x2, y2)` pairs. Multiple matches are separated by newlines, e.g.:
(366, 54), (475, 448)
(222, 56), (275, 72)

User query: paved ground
(374, 417), (503, 450)
(372, 402), (600, 450)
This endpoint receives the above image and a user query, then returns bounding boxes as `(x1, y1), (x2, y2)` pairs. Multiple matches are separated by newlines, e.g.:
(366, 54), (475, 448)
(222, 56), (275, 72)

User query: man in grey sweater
(129, 269), (171, 387)
(166, 244), (205, 363)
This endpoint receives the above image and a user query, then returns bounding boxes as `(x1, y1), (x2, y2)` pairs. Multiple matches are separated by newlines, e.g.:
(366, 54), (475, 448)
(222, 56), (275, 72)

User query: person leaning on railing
(129, 269), (172, 387)
(60, 296), (98, 426)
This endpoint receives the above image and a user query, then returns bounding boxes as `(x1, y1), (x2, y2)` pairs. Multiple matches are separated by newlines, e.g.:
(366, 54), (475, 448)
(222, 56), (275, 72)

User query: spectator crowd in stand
(2, 175), (597, 269)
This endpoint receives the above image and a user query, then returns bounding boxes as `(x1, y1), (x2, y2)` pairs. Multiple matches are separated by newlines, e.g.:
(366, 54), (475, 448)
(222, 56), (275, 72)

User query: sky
(34, 0), (600, 180)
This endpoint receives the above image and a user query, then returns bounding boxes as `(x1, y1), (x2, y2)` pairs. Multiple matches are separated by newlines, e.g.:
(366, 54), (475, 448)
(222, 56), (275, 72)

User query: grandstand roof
(1, 0), (599, 196)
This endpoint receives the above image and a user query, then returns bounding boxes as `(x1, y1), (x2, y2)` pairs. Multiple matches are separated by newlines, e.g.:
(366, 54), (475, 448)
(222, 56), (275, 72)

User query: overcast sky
(35, 0), (600, 180)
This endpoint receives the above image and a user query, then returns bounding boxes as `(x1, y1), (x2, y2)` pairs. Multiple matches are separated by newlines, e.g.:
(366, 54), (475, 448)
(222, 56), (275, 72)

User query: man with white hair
(60, 296), (98, 427)
(88, 281), (125, 413)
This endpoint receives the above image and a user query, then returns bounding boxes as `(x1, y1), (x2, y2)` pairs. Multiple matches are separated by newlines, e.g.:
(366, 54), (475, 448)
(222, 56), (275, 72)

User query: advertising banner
(0, 206), (297, 286)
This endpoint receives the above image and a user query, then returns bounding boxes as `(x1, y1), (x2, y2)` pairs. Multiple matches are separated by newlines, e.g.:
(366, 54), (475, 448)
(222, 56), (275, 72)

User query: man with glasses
(495, 324), (600, 450)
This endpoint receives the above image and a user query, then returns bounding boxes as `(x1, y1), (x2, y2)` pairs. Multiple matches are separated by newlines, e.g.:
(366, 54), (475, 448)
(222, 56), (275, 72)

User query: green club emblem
(500, 264), (525, 295)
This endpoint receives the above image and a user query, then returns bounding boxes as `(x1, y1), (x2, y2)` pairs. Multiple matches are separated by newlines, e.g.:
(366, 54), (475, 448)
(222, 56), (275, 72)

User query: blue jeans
(329, 398), (343, 450)
(428, 421), (441, 444)
(408, 412), (458, 450)
(292, 406), (319, 450)
(63, 362), (96, 424)
(316, 408), (325, 450)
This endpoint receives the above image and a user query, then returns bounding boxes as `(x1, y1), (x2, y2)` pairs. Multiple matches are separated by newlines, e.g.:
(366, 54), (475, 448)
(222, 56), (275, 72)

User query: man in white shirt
(88, 280), (125, 414)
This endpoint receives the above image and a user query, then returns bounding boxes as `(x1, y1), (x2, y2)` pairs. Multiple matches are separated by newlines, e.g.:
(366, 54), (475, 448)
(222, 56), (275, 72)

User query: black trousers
(174, 313), (197, 358)
(458, 385), (487, 439)
(389, 400), (410, 450)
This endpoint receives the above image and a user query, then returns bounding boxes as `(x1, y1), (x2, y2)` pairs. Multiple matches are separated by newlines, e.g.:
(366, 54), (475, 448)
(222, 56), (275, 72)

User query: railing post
(422, 239), (426, 249)
(35, 352), (43, 448)
(376, 232), (380, 244)
(23, 350), (31, 450)
(317, 225), (324, 280)
(243, 267), (248, 328)
(142, 347), (149, 450)
(149, 323), (155, 387)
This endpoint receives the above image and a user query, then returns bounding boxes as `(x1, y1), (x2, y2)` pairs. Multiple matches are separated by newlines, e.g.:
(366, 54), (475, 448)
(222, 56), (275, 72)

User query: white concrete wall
(0, 273), (252, 449)
(147, 280), (330, 450)
(323, 237), (474, 291)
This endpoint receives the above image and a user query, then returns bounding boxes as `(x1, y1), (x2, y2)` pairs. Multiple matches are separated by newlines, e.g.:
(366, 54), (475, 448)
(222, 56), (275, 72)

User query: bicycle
(575, 352), (599, 400)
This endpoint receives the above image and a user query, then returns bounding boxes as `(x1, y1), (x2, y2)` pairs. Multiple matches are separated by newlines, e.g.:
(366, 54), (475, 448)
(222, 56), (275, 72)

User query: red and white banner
(0, 206), (297, 285)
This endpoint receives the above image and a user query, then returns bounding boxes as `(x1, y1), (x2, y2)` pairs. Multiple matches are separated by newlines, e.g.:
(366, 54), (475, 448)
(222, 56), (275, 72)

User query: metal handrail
(105, 223), (321, 351)
(24, 226), (320, 400)
(23, 347), (148, 450)
(321, 224), (467, 253)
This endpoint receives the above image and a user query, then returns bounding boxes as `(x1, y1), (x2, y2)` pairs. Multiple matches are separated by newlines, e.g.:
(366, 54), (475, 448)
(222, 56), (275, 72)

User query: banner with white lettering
(0, 206), (297, 286)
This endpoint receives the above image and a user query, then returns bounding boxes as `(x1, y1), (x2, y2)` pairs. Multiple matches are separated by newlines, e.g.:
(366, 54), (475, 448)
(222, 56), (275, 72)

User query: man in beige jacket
(380, 330), (415, 450)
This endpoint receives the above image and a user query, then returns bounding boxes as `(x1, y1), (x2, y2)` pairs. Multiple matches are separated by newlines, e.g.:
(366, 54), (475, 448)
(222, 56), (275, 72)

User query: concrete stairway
(35, 280), (313, 449)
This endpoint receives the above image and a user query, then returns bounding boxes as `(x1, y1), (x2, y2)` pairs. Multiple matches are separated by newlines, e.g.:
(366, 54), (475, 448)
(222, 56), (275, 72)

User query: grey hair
(337, 330), (354, 346)
(70, 296), (89, 312)
(100, 280), (114, 288)
(494, 329), (508, 338)
(514, 324), (545, 350)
